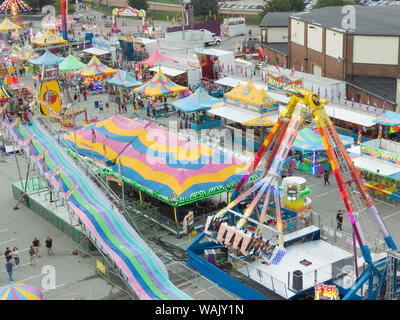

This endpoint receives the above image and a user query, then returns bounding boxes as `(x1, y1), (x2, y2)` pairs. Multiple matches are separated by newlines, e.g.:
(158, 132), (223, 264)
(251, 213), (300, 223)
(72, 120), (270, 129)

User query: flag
(282, 56), (287, 69)
(351, 95), (354, 107)
(383, 101), (387, 112)
(344, 93), (347, 106)
(374, 99), (377, 112)
(301, 59), (304, 72)
(325, 88), (328, 99)
(261, 72), (264, 81)
(338, 91), (341, 102)
(367, 97), (370, 111)
(359, 97), (362, 108)
(331, 89), (333, 102)
(290, 65), (295, 76)
(357, 128), (362, 145)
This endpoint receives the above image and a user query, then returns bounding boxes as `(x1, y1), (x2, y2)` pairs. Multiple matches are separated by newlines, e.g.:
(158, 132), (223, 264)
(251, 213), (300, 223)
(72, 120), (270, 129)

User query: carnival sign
(267, 73), (303, 93)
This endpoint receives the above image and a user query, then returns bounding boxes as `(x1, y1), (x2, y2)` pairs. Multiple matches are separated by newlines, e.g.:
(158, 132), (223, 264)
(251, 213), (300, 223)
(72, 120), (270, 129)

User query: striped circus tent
(74, 55), (117, 78)
(0, 283), (43, 300)
(134, 70), (187, 97)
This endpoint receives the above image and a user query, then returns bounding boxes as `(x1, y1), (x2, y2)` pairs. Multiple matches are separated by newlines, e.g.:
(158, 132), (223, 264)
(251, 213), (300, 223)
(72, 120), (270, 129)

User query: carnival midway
(0, 0), (400, 302)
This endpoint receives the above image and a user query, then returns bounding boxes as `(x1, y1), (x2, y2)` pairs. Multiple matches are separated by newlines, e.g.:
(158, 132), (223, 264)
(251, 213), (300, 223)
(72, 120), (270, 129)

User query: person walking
(83, 89), (87, 101)
(12, 247), (19, 266)
(5, 260), (13, 282)
(336, 210), (344, 231)
(32, 237), (41, 258)
(45, 236), (53, 256)
(29, 245), (36, 266)
(324, 169), (331, 186)
(99, 101), (104, 113)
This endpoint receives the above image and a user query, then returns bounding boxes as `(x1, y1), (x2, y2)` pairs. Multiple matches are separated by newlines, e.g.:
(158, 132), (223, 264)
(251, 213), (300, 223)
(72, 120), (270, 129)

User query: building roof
(346, 76), (397, 104)
(260, 42), (288, 56)
(260, 12), (294, 28)
(290, 6), (400, 36)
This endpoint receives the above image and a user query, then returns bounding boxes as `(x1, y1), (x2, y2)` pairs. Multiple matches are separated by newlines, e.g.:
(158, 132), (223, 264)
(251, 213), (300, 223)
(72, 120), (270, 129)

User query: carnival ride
(1, 115), (192, 300)
(0, 0), (31, 25)
(188, 88), (400, 300)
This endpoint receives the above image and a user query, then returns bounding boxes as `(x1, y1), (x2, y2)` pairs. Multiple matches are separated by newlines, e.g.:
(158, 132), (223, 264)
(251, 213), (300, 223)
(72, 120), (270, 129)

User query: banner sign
(360, 144), (400, 166)
(315, 284), (339, 300)
(267, 73), (303, 93)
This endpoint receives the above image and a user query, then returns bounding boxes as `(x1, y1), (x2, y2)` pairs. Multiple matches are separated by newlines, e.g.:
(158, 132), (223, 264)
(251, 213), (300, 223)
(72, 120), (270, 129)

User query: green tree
(191, 0), (218, 19)
(128, 0), (149, 10)
(53, 0), (76, 15)
(313, 0), (352, 8)
(25, 0), (53, 11)
(260, 0), (305, 17)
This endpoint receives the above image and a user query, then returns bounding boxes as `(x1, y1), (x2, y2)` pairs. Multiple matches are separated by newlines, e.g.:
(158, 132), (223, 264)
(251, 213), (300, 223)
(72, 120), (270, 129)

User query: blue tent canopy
(169, 87), (223, 113)
(293, 128), (354, 152)
(28, 50), (64, 66)
(373, 111), (400, 126)
(106, 70), (142, 88)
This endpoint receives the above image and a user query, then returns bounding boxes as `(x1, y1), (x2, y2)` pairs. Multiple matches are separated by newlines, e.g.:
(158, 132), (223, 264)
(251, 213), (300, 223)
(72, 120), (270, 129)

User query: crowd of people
(4, 236), (53, 282)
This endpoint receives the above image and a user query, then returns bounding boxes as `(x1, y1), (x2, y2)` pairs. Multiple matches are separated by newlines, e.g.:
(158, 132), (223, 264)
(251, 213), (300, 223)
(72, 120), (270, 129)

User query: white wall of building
(325, 29), (343, 59)
(267, 27), (288, 43)
(290, 19), (304, 46)
(353, 35), (399, 65)
(307, 24), (323, 52)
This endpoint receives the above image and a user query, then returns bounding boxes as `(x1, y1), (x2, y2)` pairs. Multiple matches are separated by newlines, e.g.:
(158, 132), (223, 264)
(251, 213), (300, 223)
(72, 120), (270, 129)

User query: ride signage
(267, 73), (303, 93)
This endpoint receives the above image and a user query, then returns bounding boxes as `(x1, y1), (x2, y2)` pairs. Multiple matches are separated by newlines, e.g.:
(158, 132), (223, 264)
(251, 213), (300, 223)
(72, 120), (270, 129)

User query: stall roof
(324, 105), (377, 127)
(293, 128), (354, 152)
(208, 104), (261, 124)
(170, 87), (223, 113)
(149, 65), (186, 77)
(215, 76), (291, 104)
(352, 156), (400, 176)
(83, 46), (110, 55)
(373, 110), (400, 126)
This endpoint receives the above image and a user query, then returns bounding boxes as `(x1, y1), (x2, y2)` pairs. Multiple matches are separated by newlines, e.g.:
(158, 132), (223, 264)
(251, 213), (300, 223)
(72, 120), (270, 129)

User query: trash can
(292, 270), (303, 291)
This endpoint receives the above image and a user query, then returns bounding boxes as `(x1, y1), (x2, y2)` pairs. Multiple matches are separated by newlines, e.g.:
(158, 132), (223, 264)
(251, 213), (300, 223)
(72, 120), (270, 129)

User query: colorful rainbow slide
(3, 116), (191, 300)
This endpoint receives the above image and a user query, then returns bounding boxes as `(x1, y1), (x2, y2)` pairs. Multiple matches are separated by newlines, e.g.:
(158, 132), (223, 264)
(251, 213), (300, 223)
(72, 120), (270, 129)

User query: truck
(165, 29), (221, 46)
(222, 17), (247, 37)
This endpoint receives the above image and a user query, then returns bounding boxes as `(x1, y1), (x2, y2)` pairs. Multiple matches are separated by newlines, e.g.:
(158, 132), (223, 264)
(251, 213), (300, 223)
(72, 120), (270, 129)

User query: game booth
(208, 80), (280, 151)
(74, 55), (117, 95)
(169, 87), (223, 130)
(348, 138), (400, 203)
(286, 128), (355, 175)
(134, 69), (188, 118)
(106, 69), (142, 106)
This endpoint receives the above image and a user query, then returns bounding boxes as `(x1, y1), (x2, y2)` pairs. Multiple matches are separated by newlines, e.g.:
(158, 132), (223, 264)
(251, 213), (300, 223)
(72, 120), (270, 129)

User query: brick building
(287, 6), (400, 111)
(259, 12), (292, 66)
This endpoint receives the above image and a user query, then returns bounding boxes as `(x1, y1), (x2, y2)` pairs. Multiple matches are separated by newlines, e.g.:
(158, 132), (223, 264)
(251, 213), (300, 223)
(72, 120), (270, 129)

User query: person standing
(324, 169), (331, 186)
(83, 89), (87, 101)
(29, 245), (36, 266)
(45, 236), (53, 256)
(12, 247), (19, 266)
(336, 210), (344, 231)
(32, 237), (41, 258)
(5, 260), (13, 282)
(4, 247), (12, 262)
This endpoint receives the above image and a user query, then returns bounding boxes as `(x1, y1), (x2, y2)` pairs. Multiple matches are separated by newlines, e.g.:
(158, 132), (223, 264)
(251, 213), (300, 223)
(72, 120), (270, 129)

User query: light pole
(181, 0), (185, 40)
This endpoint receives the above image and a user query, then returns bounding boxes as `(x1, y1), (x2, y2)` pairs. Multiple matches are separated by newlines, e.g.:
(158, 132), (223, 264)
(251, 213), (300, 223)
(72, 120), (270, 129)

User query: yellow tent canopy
(225, 80), (278, 107)
(241, 116), (275, 127)
(0, 17), (21, 31)
(31, 29), (68, 46)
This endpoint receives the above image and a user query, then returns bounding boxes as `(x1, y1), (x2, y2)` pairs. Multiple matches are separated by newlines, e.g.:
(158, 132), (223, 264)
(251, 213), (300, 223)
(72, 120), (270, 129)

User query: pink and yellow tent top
(74, 55), (117, 78)
(137, 50), (177, 68)
(64, 115), (255, 204)
(0, 17), (21, 31)
(31, 29), (67, 46)
(134, 69), (187, 97)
